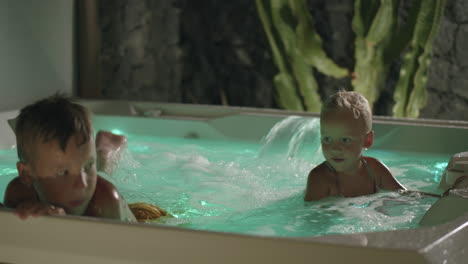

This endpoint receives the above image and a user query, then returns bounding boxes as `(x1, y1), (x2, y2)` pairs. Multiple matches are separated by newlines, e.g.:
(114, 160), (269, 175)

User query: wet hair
(320, 91), (372, 132)
(15, 94), (92, 163)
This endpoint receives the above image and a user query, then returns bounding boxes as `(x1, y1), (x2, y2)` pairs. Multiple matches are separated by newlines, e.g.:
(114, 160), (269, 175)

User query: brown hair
(321, 91), (372, 132)
(15, 94), (92, 162)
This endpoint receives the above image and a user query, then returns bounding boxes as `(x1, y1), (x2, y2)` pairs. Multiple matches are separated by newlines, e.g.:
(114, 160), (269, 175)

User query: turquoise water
(0, 117), (449, 237)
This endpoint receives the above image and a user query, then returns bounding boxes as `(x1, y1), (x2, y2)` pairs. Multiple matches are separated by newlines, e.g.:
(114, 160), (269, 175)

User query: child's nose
(331, 142), (343, 151)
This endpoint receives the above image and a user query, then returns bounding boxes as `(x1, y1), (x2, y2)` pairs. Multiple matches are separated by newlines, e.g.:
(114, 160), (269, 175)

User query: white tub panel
(0, 211), (427, 264)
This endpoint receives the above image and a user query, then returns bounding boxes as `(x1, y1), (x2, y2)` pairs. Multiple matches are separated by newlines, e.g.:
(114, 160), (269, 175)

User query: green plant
(256, 0), (348, 112)
(351, 0), (394, 108)
(392, 0), (446, 118)
(257, 0), (446, 118)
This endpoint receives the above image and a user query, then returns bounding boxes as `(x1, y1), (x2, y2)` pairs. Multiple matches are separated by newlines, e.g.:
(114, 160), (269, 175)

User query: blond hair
(320, 91), (372, 132)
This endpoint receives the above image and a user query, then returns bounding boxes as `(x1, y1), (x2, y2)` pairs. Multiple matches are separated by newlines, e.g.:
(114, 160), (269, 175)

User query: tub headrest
(438, 152), (468, 194)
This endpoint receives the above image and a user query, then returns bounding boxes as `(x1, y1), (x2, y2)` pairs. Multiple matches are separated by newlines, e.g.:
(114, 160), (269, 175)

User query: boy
(3, 94), (136, 221)
(304, 91), (405, 201)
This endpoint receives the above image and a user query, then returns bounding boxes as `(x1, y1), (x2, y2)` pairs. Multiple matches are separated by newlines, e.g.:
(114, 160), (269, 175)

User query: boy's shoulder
(95, 175), (118, 191)
(362, 156), (381, 163)
(86, 176), (122, 218)
(93, 175), (121, 203)
(362, 156), (400, 190)
(307, 162), (335, 183)
(309, 161), (332, 179)
(362, 156), (391, 174)
(305, 162), (334, 201)
(5, 176), (23, 190)
(3, 176), (37, 207)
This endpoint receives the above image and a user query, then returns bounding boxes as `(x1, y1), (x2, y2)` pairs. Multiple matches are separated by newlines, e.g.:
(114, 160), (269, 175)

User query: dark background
(79, 0), (468, 121)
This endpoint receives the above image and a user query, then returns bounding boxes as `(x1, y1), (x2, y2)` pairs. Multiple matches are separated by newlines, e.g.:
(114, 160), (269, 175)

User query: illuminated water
(0, 116), (448, 237)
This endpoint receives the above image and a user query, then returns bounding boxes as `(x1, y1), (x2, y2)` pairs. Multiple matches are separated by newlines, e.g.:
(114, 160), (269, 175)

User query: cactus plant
(257, 0), (446, 118)
(256, 0), (303, 110)
(392, 0), (446, 118)
(256, 0), (348, 112)
(352, 0), (394, 107)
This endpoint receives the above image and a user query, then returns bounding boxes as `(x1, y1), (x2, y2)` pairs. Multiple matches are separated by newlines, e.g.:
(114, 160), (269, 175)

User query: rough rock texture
(420, 0), (468, 120)
(178, 0), (275, 107)
(97, 0), (468, 120)
(308, 0), (355, 100)
(98, 0), (182, 101)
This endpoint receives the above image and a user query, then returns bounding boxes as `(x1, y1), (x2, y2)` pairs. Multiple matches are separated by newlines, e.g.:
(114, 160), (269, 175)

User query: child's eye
(341, 138), (352, 143)
(322, 137), (332, 144)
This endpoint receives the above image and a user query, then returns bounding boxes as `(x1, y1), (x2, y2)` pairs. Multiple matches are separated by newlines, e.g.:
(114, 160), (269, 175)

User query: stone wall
(96, 0), (468, 121)
(421, 0), (468, 120)
(98, 0), (182, 101)
(178, 0), (275, 107)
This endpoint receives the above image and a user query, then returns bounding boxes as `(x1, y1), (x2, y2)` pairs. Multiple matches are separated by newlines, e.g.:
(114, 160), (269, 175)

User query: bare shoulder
(3, 176), (37, 208)
(363, 156), (404, 190)
(308, 163), (331, 179)
(363, 156), (391, 175)
(95, 175), (119, 194)
(304, 163), (333, 201)
(93, 176), (121, 206)
(86, 176), (122, 219)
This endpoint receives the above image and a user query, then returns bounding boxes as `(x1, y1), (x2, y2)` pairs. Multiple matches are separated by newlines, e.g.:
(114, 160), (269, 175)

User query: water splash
(258, 116), (322, 163)
(102, 147), (142, 188)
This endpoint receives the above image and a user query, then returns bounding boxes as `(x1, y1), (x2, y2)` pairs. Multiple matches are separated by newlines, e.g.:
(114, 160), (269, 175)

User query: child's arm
(3, 177), (65, 219)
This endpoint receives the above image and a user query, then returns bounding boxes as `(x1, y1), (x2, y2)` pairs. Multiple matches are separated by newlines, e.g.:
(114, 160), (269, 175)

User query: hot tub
(1, 100), (467, 264)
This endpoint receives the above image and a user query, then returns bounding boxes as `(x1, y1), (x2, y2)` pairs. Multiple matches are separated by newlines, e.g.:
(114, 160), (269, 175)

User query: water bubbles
(348, 200), (374, 208)
(104, 116), (446, 237)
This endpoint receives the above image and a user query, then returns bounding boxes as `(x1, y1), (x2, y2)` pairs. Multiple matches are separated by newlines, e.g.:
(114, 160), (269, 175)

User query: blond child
(3, 95), (139, 221)
(304, 91), (405, 201)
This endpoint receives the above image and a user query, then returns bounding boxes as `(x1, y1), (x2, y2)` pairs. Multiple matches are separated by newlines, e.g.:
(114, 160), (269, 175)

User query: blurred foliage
(391, 0), (446, 118)
(256, 0), (446, 118)
(256, 0), (348, 112)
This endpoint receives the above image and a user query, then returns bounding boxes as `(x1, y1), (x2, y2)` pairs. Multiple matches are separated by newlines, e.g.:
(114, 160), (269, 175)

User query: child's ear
(364, 131), (374, 148)
(17, 161), (33, 186)
(8, 117), (18, 134)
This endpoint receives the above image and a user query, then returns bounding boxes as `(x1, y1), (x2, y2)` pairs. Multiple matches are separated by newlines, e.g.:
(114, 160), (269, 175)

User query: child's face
(20, 135), (97, 215)
(320, 110), (373, 172)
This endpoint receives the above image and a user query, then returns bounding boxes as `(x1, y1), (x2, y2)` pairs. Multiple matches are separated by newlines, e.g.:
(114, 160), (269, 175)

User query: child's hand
(15, 201), (66, 220)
